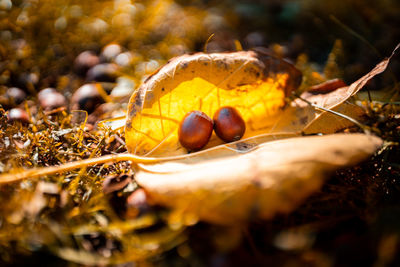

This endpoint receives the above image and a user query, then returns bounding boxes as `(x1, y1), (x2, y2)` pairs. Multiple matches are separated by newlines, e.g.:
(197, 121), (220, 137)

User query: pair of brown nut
(178, 106), (246, 151)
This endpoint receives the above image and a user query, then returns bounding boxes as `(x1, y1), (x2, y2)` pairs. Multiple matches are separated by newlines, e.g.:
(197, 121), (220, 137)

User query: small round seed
(37, 88), (67, 111)
(213, 106), (245, 142)
(7, 108), (29, 124)
(179, 111), (213, 151)
(71, 83), (105, 114)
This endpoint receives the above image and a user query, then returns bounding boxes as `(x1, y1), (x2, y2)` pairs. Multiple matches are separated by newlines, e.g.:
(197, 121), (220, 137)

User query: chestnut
(125, 188), (151, 218)
(6, 87), (27, 107)
(102, 173), (132, 195)
(7, 108), (29, 124)
(86, 63), (119, 83)
(178, 111), (213, 151)
(100, 43), (122, 62)
(71, 83), (105, 114)
(213, 106), (245, 142)
(74, 51), (100, 76)
(37, 88), (67, 111)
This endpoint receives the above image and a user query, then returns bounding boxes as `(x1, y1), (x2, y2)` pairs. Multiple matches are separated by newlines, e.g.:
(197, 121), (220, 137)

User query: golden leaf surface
(125, 51), (302, 157)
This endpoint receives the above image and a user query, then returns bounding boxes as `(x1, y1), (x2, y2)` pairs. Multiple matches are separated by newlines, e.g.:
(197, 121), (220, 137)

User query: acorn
(178, 111), (213, 151)
(86, 63), (119, 83)
(102, 173), (133, 219)
(37, 88), (67, 111)
(115, 52), (134, 67)
(308, 78), (347, 93)
(213, 106), (245, 142)
(102, 173), (132, 195)
(74, 51), (100, 76)
(125, 188), (151, 218)
(100, 43), (122, 62)
(7, 108), (29, 124)
(6, 87), (27, 106)
(71, 83), (105, 114)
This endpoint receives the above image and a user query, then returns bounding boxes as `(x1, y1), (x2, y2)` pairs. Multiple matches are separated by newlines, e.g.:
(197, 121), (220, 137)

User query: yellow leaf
(125, 51), (302, 156)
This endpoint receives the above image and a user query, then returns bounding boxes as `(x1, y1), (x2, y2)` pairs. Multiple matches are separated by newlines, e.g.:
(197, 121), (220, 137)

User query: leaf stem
(0, 154), (156, 184)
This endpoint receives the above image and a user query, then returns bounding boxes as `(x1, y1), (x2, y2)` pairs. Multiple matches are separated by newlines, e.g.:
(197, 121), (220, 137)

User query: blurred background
(1, 0), (399, 93)
(1, 0), (400, 266)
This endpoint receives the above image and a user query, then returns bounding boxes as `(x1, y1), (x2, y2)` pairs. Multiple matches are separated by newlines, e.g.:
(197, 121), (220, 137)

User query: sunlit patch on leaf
(128, 75), (288, 156)
(125, 51), (297, 157)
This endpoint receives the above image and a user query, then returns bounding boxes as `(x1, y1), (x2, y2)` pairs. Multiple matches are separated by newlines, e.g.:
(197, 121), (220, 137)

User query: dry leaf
(125, 51), (302, 157)
(125, 44), (399, 160)
(137, 134), (382, 224)
(272, 43), (400, 134)
(123, 46), (397, 224)
(303, 101), (366, 134)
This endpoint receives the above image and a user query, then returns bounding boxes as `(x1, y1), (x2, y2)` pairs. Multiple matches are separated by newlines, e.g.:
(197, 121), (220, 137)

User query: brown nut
(178, 111), (213, 151)
(6, 87), (27, 107)
(86, 63), (119, 83)
(74, 51), (100, 76)
(37, 88), (67, 111)
(102, 174), (132, 195)
(125, 188), (151, 219)
(213, 106), (245, 142)
(100, 43), (122, 62)
(71, 84), (105, 114)
(7, 108), (29, 124)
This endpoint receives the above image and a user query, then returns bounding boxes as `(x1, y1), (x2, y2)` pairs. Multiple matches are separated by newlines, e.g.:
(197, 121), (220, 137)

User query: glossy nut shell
(213, 106), (245, 142)
(178, 111), (213, 151)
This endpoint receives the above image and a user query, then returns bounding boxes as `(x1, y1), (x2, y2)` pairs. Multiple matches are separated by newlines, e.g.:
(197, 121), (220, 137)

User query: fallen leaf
(122, 46), (397, 224)
(137, 134), (382, 224)
(272, 43), (400, 134)
(125, 51), (302, 157)
(125, 44), (400, 160)
(303, 101), (366, 134)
